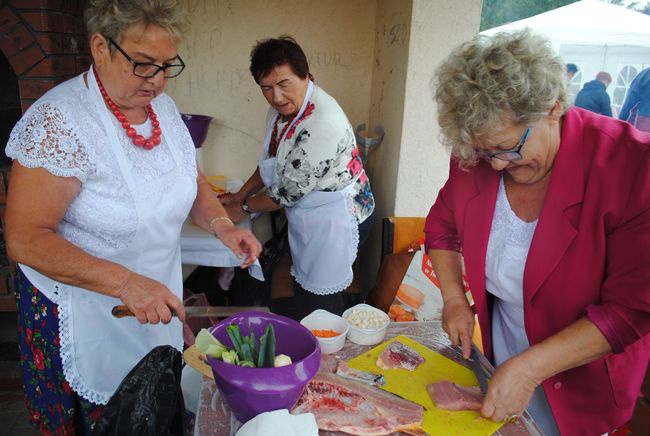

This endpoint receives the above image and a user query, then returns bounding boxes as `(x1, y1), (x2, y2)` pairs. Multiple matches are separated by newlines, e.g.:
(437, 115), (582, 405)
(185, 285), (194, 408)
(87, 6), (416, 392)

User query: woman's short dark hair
(249, 36), (311, 84)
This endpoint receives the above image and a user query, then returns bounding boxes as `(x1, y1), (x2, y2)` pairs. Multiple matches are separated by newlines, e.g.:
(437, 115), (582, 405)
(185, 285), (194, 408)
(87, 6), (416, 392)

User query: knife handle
(112, 305), (182, 318)
(112, 305), (135, 318)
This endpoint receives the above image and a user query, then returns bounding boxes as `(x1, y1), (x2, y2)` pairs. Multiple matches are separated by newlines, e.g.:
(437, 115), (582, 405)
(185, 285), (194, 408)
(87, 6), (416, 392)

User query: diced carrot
(396, 312), (416, 322)
(311, 329), (340, 338)
(389, 304), (406, 316)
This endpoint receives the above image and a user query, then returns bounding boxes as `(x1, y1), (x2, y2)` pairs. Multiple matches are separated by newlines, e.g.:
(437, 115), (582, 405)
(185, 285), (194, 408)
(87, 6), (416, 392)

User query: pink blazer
(425, 108), (650, 435)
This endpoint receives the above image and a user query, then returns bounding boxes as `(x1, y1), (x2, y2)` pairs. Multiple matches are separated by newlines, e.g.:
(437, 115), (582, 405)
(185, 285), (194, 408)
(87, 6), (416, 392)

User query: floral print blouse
(266, 85), (375, 224)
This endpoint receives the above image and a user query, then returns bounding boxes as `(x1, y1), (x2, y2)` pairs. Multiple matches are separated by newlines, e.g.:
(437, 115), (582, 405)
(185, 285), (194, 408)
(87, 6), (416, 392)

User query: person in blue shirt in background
(575, 71), (612, 116)
(566, 63), (579, 105)
(566, 63), (578, 81)
(619, 67), (650, 132)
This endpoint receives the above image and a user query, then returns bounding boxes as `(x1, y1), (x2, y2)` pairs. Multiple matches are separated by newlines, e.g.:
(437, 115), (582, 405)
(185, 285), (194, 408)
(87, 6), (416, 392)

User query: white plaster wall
(357, 0), (411, 289)
(395, 0), (483, 216)
(167, 0), (377, 181)
(166, 0), (377, 240)
(360, 0), (483, 288)
(164, 0), (484, 291)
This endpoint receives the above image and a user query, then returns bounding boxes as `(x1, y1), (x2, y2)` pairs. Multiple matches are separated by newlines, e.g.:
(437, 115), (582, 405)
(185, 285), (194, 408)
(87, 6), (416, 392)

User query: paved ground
(0, 343), (38, 435)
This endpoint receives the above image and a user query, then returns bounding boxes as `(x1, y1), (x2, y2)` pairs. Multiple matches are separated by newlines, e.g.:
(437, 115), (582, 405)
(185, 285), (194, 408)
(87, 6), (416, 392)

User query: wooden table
(193, 321), (543, 436)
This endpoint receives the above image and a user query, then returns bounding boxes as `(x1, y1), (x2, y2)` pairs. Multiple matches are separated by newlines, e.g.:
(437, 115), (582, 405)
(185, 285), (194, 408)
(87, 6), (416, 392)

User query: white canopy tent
(482, 0), (650, 115)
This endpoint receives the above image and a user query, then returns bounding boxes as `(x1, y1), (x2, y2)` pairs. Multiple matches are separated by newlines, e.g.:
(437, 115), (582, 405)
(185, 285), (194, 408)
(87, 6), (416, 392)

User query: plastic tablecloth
(194, 321), (543, 436)
(180, 179), (264, 281)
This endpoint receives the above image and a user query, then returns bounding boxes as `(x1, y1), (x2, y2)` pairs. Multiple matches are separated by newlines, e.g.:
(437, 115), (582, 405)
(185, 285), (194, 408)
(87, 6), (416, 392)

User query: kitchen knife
(111, 305), (270, 319)
(468, 346), (490, 394)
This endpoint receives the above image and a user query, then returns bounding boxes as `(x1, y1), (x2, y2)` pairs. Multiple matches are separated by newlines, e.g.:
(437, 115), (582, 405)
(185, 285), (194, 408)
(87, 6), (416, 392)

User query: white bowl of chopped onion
(342, 304), (390, 345)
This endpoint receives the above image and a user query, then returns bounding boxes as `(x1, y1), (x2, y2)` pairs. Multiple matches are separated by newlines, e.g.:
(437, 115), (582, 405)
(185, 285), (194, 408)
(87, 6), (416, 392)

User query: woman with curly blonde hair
(425, 29), (649, 435)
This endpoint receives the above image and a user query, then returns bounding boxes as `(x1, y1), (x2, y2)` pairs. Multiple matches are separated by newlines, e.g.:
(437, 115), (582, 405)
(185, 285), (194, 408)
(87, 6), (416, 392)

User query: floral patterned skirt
(16, 268), (104, 435)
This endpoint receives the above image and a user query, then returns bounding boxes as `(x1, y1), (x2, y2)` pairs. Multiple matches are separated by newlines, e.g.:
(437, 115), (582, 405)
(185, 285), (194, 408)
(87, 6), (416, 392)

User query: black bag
(259, 220), (289, 278)
(93, 345), (186, 436)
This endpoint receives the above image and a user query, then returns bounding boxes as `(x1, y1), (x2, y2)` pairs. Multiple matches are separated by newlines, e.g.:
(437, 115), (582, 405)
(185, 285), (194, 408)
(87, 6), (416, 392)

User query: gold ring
(504, 413), (519, 424)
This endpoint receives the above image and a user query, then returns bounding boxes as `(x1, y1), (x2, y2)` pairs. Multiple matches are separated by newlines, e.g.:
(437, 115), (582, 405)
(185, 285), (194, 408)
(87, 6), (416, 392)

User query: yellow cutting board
(347, 335), (504, 436)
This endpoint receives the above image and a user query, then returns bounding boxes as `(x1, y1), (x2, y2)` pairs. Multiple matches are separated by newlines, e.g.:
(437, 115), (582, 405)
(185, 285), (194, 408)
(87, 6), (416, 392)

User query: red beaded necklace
(268, 114), (296, 157)
(93, 66), (162, 150)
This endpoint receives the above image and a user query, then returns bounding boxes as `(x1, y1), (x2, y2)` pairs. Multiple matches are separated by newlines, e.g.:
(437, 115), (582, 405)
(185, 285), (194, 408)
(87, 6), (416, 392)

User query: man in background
(619, 67), (650, 132)
(566, 63), (579, 105)
(575, 71), (613, 116)
(566, 63), (578, 81)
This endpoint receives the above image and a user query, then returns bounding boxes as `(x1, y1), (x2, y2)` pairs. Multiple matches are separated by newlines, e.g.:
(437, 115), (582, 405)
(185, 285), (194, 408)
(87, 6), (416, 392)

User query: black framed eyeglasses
(107, 37), (185, 78)
(476, 126), (532, 161)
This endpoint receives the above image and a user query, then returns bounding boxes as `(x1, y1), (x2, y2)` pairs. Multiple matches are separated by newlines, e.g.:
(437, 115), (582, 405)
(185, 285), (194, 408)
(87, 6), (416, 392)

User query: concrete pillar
(361, 0), (482, 288)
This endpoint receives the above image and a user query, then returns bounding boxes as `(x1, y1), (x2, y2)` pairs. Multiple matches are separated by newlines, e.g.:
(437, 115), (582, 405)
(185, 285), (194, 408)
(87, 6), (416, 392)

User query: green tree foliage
(481, 0), (650, 31)
(607, 0), (650, 13)
(480, 0), (578, 31)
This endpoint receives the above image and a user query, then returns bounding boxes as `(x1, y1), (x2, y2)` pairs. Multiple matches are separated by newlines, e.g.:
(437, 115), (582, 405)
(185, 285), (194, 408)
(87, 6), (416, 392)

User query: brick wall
(0, 0), (90, 113)
(0, 0), (89, 309)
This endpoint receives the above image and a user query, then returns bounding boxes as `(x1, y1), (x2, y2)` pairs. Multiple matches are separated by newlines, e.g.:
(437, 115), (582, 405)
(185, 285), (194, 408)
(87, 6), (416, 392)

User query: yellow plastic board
(346, 335), (504, 436)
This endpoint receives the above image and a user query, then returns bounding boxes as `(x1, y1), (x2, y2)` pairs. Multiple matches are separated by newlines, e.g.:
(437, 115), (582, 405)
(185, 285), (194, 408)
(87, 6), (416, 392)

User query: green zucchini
(265, 324), (276, 368)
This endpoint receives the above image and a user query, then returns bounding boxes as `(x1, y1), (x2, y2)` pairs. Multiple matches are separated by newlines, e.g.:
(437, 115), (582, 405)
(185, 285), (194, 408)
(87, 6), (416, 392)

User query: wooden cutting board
(347, 335), (504, 436)
(183, 345), (214, 379)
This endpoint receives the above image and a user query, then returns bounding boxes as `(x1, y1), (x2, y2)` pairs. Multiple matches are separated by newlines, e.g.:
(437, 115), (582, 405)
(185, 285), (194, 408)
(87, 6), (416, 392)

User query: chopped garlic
(345, 308), (388, 329)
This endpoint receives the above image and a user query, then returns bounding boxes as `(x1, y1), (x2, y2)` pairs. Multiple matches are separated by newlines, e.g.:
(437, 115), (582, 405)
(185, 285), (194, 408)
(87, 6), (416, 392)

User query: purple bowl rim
(181, 113), (213, 120)
(206, 311), (320, 370)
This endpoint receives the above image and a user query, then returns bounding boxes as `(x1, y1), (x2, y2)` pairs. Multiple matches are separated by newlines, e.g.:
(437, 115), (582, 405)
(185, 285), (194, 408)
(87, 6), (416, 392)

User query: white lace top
(486, 176), (537, 360)
(485, 176), (559, 436)
(6, 73), (197, 260)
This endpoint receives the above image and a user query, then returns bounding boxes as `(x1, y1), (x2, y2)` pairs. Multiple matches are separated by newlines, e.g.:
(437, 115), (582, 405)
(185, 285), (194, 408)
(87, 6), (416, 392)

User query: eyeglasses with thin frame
(476, 126), (532, 162)
(107, 37), (185, 79)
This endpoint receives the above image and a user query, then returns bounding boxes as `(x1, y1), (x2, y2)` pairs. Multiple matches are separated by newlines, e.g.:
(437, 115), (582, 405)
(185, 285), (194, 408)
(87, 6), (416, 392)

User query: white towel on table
(234, 409), (318, 436)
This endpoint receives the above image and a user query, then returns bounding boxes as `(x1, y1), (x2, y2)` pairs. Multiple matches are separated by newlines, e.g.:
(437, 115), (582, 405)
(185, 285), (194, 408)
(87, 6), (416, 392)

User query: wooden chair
(381, 217), (426, 261)
(374, 216), (483, 352)
(367, 217), (424, 313)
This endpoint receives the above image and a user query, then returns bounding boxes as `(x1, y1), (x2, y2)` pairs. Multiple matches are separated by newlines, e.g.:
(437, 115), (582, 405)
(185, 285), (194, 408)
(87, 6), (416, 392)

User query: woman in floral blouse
(222, 36), (375, 319)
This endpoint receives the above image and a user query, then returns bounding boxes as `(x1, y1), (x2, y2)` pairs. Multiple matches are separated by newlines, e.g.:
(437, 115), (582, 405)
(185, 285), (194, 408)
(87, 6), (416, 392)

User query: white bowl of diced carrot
(300, 309), (349, 354)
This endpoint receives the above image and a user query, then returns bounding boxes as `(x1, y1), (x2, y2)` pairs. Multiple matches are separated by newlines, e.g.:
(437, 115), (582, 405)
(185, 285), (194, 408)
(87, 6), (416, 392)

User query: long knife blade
(468, 346), (490, 394)
(111, 305), (270, 319)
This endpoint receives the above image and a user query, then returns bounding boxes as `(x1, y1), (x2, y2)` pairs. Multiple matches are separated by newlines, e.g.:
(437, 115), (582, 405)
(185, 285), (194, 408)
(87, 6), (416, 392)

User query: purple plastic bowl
(206, 311), (321, 423)
(181, 113), (213, 148)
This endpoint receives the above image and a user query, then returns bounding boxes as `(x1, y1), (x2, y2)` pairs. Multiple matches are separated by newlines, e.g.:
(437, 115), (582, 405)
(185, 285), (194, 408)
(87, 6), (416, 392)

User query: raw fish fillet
(292, 372), (423, 435)
(376, 341), (425, 371)
(427, 380), (484, 411)
(336, 361), (386, 387)
(319, 353), (338, 373)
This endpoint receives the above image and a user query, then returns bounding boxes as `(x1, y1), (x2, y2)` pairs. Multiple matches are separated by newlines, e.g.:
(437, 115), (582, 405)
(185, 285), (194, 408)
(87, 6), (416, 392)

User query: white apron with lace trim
(257, 81), (359, 294)
(285, 176), (360, 295)
(19, 67), (196, 404)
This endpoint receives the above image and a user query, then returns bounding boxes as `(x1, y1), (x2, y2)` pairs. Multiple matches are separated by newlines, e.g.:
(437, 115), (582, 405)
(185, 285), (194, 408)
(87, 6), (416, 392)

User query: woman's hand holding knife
(116, 272), (186, 324)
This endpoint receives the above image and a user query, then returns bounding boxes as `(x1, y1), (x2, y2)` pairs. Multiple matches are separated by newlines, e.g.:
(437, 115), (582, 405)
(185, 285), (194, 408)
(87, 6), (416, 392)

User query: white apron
(20, 67), (196, 404)
(285, 177), (360, 295)
(258, 82), (361, 295)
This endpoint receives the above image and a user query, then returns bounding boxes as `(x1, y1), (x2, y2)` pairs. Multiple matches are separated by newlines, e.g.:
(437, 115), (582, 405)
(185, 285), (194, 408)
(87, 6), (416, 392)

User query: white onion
(345, 308), (388, 329)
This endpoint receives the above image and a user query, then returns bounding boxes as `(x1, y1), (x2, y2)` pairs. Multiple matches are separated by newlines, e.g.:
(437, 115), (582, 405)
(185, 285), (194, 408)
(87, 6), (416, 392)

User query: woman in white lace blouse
(221, 37), (375, 320)
(4, 1), (260, 433)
